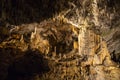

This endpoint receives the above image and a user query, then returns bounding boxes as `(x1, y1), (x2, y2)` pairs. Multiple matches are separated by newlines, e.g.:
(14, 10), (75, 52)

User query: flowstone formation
(0, 19), (120, 80)
(0, 0), (120, 80)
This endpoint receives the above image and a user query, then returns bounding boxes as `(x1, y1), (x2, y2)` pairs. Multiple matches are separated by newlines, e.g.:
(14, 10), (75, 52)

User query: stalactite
(0, 0), (120, 80)
(91, 0), (100, 26)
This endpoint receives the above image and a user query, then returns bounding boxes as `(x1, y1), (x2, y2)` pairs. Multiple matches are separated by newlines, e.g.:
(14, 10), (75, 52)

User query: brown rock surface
(0, 19), (119, 80)
(0, 0), (120, 80)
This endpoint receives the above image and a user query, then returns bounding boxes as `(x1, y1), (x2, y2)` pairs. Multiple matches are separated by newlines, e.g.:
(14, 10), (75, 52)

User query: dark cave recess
(0, 48), (50, 80)
(0, 0), (73, 25)
(0, 0), (120, 25)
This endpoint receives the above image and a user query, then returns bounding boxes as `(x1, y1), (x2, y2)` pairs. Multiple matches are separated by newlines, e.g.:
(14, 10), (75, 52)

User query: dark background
(0, 0), (119, 25)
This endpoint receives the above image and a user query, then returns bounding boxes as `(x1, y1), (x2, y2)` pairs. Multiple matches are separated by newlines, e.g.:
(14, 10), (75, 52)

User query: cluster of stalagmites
(0, 20), (120, 80)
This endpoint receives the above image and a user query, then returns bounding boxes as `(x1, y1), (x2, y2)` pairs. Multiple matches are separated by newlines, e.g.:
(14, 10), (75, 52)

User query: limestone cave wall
(0, 0), (120, 80)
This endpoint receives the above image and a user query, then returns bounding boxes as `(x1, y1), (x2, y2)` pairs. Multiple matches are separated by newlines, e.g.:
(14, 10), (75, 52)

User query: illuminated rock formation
(0, 0), (120, 80)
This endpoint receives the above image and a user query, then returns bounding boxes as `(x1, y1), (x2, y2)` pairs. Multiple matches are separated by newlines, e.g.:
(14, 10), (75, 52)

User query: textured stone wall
(0, 0), (120, 80)
(0, 19), (120, 80)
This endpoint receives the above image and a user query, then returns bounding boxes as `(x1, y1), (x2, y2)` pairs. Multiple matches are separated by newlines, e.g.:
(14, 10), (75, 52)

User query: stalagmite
(0, 0), (120, 80)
